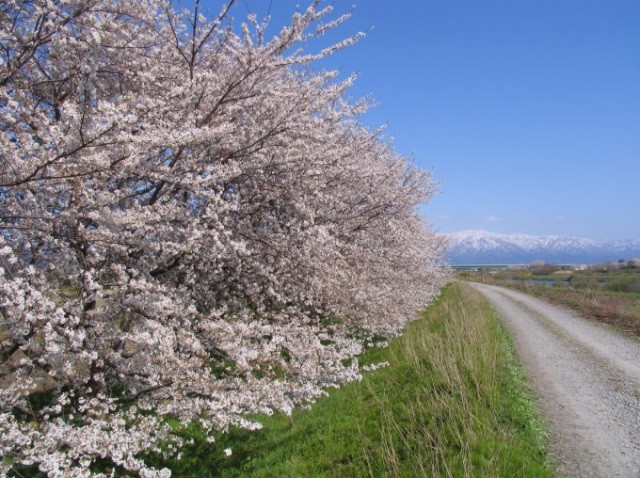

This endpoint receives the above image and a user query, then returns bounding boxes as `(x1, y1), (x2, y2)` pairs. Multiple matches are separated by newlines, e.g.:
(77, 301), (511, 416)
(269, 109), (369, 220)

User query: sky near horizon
(194, 1), (640, 241)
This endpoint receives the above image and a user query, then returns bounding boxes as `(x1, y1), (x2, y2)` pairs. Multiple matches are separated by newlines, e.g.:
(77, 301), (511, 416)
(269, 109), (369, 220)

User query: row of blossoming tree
(0, 0), (449, 476)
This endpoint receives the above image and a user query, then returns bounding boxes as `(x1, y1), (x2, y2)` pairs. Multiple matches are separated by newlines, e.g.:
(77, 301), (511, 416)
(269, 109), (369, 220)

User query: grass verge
(460, 267), (640, 336)
(464, 275), (640, 336)
(507, 283), (640, 336)
(149, 283), (552, 477)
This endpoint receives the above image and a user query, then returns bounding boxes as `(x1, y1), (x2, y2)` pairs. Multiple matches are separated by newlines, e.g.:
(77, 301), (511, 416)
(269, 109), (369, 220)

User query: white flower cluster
(360, 361), (390, 372)
(0, 1), (449, 475)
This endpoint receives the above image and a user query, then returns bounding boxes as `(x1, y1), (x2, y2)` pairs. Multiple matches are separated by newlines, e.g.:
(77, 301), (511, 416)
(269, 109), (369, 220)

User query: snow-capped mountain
(446, 230), (640, 265)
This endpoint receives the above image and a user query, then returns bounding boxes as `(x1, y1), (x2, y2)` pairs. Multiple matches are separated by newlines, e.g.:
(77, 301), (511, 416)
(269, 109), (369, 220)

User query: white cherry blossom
(0, 1), (449, 475)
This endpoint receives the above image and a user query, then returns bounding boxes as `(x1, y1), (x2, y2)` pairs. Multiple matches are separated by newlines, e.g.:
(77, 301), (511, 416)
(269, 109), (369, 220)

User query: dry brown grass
(488, 282), (640, 336)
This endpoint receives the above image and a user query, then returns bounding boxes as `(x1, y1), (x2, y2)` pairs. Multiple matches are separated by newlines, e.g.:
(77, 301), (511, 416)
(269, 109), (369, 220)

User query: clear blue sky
(198, 1), (640, 241)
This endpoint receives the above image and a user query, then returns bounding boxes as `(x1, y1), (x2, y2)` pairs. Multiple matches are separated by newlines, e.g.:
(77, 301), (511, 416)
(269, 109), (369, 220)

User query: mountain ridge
(445, 230), (640, 265)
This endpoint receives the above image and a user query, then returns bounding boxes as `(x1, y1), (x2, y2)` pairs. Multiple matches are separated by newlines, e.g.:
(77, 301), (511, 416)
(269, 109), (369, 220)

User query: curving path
(469, 282), (640, 478)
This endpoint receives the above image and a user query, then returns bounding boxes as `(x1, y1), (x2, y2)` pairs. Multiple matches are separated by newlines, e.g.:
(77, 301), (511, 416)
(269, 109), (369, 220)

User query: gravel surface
(470, 283), (640, 478)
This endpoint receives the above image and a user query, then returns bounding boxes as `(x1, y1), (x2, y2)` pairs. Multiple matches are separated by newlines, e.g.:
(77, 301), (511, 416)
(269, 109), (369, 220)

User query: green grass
(148, 283), (552, 477)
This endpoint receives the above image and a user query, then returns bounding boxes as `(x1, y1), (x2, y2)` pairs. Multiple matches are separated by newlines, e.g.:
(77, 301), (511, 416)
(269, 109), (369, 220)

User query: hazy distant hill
(446, 230), (640, 265)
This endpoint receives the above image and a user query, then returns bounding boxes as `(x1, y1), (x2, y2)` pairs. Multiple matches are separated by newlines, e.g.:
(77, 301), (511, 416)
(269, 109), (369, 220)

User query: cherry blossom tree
(0, 0), (449, 475)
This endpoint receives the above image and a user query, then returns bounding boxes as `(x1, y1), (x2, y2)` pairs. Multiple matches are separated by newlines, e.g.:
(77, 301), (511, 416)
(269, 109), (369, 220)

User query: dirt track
(470, 283), (640, 478)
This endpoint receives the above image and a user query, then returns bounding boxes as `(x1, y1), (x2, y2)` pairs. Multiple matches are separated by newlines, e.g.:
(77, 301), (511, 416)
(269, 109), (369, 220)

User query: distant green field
(145, 283), (552, 477)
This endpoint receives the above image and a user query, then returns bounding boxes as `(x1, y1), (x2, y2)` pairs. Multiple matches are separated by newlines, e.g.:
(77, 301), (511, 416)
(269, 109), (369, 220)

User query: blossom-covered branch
(0, 1), (449, 475)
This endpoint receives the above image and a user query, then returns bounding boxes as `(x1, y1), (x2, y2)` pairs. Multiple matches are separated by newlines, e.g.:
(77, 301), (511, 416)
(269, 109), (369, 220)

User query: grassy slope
(151, 283), (551, 477)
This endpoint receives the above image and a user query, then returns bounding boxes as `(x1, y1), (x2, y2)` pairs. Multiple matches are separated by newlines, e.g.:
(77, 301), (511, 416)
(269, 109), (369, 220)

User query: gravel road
(469, 283), (640, 478)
